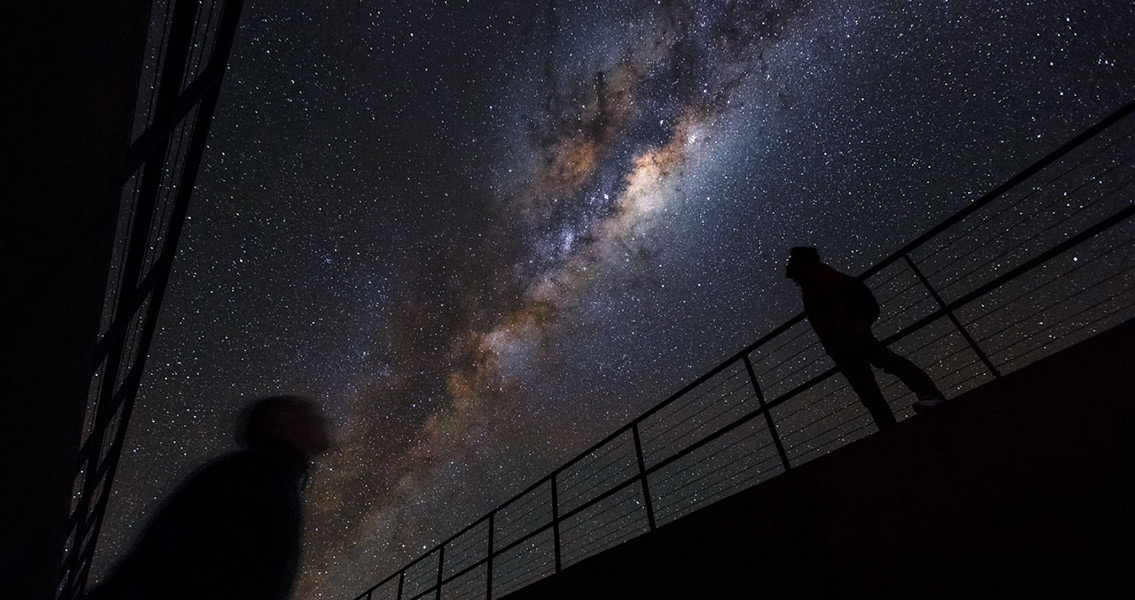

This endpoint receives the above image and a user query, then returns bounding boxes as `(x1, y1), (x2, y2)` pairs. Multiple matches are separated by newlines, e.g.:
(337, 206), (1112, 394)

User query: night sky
(95, 1), (1135, 598)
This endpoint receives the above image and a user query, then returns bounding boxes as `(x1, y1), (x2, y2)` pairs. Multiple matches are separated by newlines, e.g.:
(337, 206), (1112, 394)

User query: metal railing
(353, 98), (1135, 600)
(58, 1), (247, 598)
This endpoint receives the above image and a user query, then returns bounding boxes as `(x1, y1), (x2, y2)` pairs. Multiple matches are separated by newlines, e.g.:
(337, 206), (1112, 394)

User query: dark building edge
(1, 3), (151, 599)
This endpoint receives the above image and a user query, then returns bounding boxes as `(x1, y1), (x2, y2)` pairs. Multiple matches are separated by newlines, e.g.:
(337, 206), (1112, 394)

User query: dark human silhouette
(85, 395), (331, 600)
(786, 246), (945, 429)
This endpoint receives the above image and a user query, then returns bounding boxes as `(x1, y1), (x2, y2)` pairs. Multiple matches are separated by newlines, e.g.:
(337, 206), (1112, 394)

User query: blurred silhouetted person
(786, 246), (945, 429)
(85, 395), (331, 600)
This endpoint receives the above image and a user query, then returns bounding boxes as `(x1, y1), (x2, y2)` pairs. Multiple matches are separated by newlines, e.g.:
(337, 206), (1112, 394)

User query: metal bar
(902, 253), (1001, 379)
(75, 359), (144, 473)
(435, 545), (445, 600)
(550, 474), (562, 573)
(90, 247), (173, 368)
(430, 554), (488, 591)
(62, 0), (201, 592)
(486, 512), (494, 600)
(744, 355), (792, 471)
(858, 98), (1135, 281)
(121, 59), (224, 182)
(68, 1), (248, 595)
(82, 0), (230, 546)
(491, 520), (555, 558)
(93, 0), (247, 371)
(638, 315), (808, 426)
(631, 424), (657, 531)
(881, 204), (1135, 352)
(432, 405), (791, 569)
(557, 473), (651, 525)
(393, 515), (494, 588)
(642, 405), (772, 480)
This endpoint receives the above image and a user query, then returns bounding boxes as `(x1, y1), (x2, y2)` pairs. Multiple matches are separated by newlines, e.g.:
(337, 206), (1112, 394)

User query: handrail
(354, 98), (1135, 600)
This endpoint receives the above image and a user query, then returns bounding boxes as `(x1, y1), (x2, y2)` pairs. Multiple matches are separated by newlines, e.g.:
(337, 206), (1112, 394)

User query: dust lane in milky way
(302, 3), (815, 594)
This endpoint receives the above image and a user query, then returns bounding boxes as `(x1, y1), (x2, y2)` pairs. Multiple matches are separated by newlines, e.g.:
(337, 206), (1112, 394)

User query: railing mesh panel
(560, 483), (650, 568)
(557, 431), (638, 515)
(649, 414), (784, 526)
(442, 520), (488, 580)
(639, 362), (755, 468)
(440, 564), (486, 600)
(493, 482), (552, 551)
(399, 549), (439, 600)
(490, 530), (555, 599)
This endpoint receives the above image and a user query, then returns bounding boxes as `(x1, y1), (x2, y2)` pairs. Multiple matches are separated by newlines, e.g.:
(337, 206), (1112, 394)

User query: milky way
(95, 1), (1135, 598)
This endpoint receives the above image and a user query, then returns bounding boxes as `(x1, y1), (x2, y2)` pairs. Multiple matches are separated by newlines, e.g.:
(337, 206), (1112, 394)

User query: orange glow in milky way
(301, 100), (726, 599)
(293, 2), (808, 590)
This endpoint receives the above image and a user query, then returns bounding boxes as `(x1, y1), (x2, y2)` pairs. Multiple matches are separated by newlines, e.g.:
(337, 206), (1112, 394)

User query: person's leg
(867, 344), (945, 400)
(837, 358), (897, 430)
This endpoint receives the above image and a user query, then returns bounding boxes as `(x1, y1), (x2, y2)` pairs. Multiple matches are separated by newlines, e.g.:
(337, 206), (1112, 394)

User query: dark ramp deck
(503, 319), (1135, 599)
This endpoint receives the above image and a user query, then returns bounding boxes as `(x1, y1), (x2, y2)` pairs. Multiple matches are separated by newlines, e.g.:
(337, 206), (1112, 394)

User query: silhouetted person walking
(85, 395), (331, 600)
(786, 246), (945, 429)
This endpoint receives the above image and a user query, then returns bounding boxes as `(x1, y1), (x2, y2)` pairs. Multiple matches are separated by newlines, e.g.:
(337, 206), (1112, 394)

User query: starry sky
(95, 1), (1135, 598)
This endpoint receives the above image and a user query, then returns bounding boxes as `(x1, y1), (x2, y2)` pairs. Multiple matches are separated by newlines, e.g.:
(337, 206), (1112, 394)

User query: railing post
(902, 254), (1001, 379)
(743, 355), (792, 472)
(631, 423), (657, 531)
(435, 544), (445, 600)
(550, 476), (562, 573)
(486, 512), (495, 600)
(397, 570), (404, 600)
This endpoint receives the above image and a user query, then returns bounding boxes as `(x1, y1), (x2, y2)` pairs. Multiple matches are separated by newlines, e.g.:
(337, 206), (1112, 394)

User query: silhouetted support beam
(0, 3), (151, 600)
(501, 318), (1135, 600)
(61, 0), (203, 589)
(631, 424), (657, 531)
(901, 253), (1000, 379)
(486, 513), (495, 600)
(743, 355), (791, 472)
(859, 98), (1135, 281)
(65, 1), (247, 594)
(551, 475), (563, 572)
(435, 545), (445, 600)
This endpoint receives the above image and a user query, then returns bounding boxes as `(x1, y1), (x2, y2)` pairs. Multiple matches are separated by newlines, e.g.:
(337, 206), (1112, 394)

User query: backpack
(843, 274), (880, 324)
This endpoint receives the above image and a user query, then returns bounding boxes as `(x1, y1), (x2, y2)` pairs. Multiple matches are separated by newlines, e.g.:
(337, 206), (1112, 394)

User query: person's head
(237, 395), (331, 459)
(785, 246), (821, 285)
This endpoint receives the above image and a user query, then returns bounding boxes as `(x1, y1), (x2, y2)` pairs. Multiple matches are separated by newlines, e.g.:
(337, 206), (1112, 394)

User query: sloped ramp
(502, 318), (1135, 599)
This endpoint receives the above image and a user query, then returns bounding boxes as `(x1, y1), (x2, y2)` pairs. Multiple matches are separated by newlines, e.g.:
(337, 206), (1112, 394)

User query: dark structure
(1, 2), (245, 599)
(502, 318), (1135, 599)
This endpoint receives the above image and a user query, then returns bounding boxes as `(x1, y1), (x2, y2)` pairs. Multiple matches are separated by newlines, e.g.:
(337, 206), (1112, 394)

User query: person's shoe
(912, 394), (946, 414)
